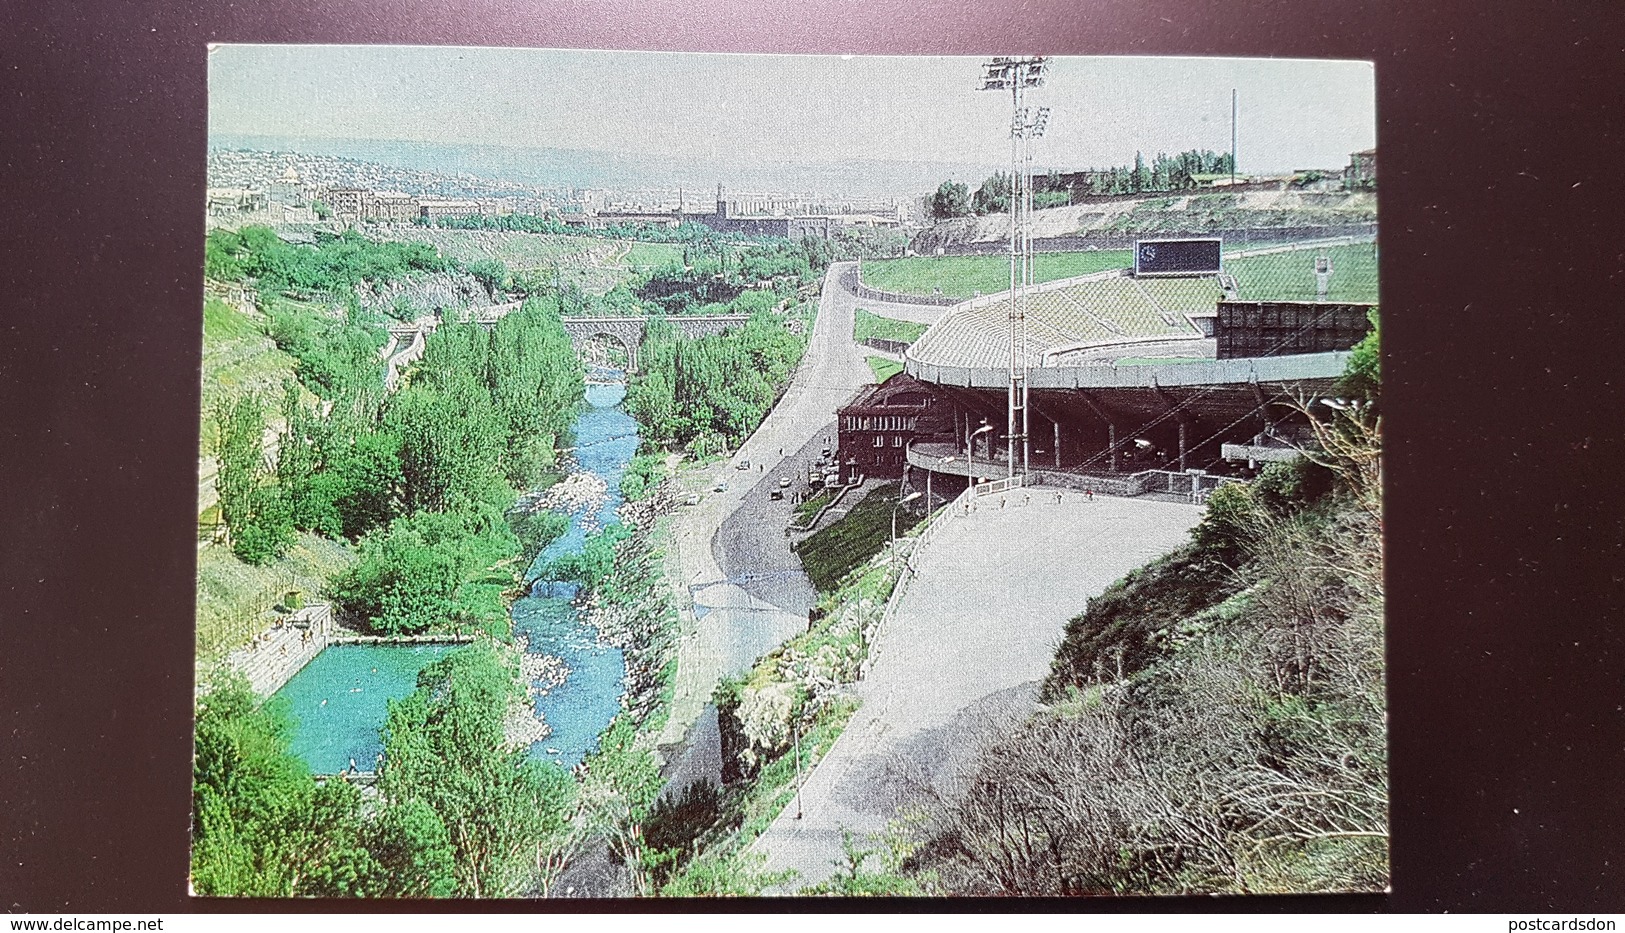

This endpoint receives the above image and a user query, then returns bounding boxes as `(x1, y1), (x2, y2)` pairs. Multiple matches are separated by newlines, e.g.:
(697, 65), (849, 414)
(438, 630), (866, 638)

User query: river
(275, 372), (635, 773)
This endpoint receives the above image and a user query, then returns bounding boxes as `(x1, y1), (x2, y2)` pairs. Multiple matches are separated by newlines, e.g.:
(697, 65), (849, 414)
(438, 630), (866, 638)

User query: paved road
(843, 282), (961, 327)
(656, 262), (876, 755)
(712, 421), (849, 615)
(749, 488), (1203, 890)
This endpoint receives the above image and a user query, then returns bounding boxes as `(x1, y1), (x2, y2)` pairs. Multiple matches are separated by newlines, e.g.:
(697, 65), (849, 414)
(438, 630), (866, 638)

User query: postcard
(195, 46), (1381, 897)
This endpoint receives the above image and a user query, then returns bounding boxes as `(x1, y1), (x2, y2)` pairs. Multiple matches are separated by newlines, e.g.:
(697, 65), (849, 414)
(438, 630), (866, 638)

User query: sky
(209, 46), (1376, 175)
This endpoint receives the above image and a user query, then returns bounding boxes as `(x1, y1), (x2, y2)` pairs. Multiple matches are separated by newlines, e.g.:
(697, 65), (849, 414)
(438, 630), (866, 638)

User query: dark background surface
(1136, 239), (1223, 277)
(3, 0), (1624, 913)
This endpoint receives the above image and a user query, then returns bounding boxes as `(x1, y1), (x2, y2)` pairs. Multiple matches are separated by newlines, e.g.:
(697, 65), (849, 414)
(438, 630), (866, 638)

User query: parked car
(713, 480), (729, 493)
(778, 476), (791, 488)
(683, 494), (701, 506)
(735, 459), (751, 471)
(769, 489), (784, 501)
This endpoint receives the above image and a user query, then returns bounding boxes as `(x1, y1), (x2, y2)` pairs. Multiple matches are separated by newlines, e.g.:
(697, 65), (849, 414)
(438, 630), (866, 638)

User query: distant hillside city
(206, 147), (919, 236)
(205, 144), (1376, 246)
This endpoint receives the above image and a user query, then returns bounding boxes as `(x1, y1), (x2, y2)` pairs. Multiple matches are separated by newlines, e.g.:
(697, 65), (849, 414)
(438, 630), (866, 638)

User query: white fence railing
(1025, 467), (1248, 503)
(860, 485), (974, 677)
(973, 474), (1027, 497)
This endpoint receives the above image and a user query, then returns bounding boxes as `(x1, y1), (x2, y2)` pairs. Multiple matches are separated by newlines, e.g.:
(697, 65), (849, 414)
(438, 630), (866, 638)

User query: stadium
(840, 237), (1378, 500)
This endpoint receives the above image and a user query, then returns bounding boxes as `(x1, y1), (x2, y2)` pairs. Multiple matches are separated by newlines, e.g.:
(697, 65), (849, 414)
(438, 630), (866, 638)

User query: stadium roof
(905, 238), (1378, 373)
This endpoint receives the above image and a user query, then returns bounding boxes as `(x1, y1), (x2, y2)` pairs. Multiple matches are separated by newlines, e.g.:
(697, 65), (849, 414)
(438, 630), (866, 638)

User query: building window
(892, 435), (904, 447)
(873, 435), (885, 447)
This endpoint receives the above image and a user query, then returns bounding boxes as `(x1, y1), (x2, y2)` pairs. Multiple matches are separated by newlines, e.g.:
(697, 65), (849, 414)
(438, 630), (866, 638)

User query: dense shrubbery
(379, 646), (577, 897)
(207, 226), (455, 297)
(423, 211), (721, 244)
(191, 675), (381, 897)
(265, 301), (386, 401)
(215, 298), (582, 635)
(329, 508), (516, 636)
(618, 452), (667, 503)
(625, 306), (806, 455)
(193, 647), (576, 898)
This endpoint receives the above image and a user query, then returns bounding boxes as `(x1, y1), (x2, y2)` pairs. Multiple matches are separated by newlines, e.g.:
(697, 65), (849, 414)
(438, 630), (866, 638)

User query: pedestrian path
(749, 489), (1202, 890)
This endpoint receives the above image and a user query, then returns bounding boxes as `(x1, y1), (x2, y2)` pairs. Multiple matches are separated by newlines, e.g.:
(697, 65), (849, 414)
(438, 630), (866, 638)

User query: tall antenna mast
(1231, 88), (1238, 185)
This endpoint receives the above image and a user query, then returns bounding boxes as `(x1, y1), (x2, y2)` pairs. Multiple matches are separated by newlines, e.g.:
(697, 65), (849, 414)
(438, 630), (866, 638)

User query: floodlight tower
(980, 56), (1050, 477)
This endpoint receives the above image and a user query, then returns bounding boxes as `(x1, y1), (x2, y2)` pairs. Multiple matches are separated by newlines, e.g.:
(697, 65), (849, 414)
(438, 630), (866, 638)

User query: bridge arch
(580, 329), (641, 374)
(558, 314), (753, 376)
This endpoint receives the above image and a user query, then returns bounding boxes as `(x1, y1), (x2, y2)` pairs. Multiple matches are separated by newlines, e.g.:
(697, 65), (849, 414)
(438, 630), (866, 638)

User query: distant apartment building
(685, 184), (902, 238)
(266, 164), (314, 205)
(1346, 148), (1377, 188)
(418, 199), (482, 223)
(565, 188), (608, 215)
(206, 187), (268, 217)
(554, 182), (902, 237)
(322, 186), (373, 222)
(372, 192), (420, 224)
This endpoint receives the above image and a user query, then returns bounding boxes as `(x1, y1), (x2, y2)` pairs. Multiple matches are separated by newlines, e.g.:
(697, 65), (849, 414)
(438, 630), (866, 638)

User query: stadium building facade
(841, 239), (1377, 499)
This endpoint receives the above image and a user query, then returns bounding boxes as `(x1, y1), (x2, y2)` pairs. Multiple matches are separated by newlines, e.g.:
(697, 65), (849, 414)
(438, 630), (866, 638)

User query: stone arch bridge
(380, 311), (752, 388)
(560, 314), (750, 373)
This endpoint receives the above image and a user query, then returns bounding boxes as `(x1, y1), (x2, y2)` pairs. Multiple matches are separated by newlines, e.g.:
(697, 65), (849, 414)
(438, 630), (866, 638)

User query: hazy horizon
(210, 47), (1376, 187)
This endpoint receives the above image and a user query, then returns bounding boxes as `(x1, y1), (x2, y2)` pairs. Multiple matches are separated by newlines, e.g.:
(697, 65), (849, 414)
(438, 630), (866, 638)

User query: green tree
(192, 677), (375, 897)
(329, 428), (403, 539)
(1189, 481), (1257, 568)
(930, 180), (972, 219)
(972, 171), (1012, 215)
(1339, 308), (1380, 414)
(213, 393), (265, 546)
(363, 799), (458, 898)
(385, 375), (505, 517)
(330, 512), (479, 635)
(379, 646), (576, 897)
(485, 299), (584, 487)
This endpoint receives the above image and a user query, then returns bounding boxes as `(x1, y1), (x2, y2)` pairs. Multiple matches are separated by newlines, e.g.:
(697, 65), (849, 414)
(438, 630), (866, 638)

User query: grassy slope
(1041, 545), (1235, 700)
(623, 240), (686, 270)
(1095, 192), (1377, 236)
(853, 309), (927, 345)
(199, 297), (302, 453)
(195, 531), (357, 661)
(860, 250), (1133, 298)
(865, 356), (903, 382)
(793, 483), (920, 593)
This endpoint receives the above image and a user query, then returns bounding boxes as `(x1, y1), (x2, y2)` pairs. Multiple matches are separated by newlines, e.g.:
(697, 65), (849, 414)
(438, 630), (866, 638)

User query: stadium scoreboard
(1134, 238), (1223, 277)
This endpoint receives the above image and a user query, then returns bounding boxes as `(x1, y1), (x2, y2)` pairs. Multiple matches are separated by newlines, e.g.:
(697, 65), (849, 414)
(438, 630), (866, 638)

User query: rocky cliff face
(354, 270), (496, 321)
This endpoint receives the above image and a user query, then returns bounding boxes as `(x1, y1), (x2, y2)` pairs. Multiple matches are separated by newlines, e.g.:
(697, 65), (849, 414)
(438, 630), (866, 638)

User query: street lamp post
(970, 422), (995, 490)
(791, 718), (803, 820)
(891, 491), (924, 569)
(930, 455), (957, 509)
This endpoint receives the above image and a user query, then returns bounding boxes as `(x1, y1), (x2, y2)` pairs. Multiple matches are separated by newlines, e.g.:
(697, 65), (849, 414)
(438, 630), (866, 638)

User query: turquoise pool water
(276, 644), (457, 774)
(275, 372), (635, 772)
